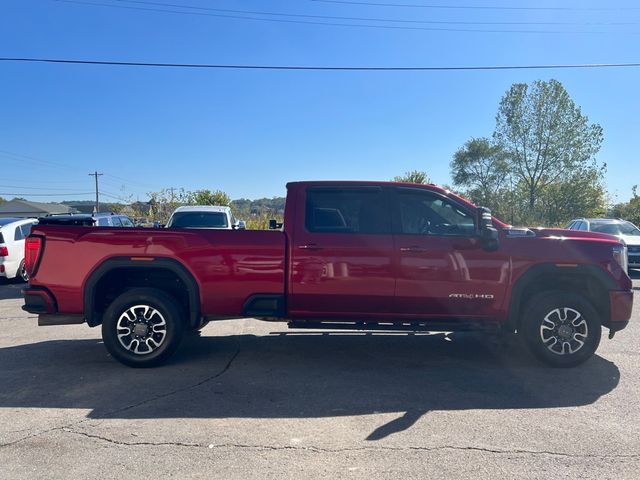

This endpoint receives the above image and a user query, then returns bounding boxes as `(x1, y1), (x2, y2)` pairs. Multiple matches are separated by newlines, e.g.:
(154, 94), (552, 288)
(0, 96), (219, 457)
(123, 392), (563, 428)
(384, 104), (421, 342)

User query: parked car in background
(38, 212), (135, 227)
(166, 206), (245, 230)
(566, 218), (640, 270)
(0, 217), (38, 282)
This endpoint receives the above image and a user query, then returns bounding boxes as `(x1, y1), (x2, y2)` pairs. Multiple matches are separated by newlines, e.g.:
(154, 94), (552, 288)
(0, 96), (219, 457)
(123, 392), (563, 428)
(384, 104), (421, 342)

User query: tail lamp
(24, 236), (43, 277)
(0, 246), (8, 257)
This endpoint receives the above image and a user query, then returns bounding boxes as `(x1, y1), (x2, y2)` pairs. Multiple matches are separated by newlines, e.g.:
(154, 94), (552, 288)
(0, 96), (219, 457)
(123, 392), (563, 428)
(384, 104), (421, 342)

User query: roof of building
(0, 199), (77, 217)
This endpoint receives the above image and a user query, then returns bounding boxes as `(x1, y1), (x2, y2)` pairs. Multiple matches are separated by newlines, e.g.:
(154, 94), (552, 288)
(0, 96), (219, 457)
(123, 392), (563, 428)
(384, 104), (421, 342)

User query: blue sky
(1, 0), (639, 204)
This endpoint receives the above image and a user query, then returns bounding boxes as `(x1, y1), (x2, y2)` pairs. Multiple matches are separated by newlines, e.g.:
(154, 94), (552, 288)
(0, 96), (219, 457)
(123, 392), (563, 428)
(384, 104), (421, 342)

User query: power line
(53, 0), (637, 34)
(0, 184), (95, 192)
(310, 0), (640, 11)
(0, 149), (78, 171)
(103, 173), (159, 190)
(2, 57), (640, 71)
(0, 192), (94, 196)
(61, 0), (640, 27)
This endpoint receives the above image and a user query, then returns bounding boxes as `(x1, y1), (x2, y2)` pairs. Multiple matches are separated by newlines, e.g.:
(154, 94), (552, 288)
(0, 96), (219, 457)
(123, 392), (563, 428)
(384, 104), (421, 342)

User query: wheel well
(85, 259), (201, 329)
(508, 267), (612, 331)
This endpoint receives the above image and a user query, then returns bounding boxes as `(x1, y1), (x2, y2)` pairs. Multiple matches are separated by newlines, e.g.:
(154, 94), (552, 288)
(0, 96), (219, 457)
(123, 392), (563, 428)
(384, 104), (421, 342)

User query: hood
(619, 234), (640, 246)
(503, 226), (624, 245)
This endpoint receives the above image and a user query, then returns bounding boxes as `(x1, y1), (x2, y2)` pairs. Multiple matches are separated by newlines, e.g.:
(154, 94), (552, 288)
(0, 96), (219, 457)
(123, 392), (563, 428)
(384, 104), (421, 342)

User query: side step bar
(287, 320), (500, 333)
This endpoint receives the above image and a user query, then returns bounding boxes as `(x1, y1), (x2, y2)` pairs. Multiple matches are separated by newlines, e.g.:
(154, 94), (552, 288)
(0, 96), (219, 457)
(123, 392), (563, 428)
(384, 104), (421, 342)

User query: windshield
(167, 211), (229, 228)
(590, 221), (640, 236)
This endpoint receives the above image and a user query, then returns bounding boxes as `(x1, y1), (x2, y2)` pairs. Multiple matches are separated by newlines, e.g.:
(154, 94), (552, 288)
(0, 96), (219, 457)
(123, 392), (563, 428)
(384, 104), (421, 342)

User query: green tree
(450, 137), (509, 217)
(494, 79), (604, 223)
(185, 189), (231, 206)
(393, 170), (430, 184)
(610, 186), (640, 226)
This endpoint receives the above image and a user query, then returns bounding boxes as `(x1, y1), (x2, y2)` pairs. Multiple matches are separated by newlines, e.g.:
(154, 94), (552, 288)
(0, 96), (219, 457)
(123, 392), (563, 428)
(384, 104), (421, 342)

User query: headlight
(612, 244), (628, 272)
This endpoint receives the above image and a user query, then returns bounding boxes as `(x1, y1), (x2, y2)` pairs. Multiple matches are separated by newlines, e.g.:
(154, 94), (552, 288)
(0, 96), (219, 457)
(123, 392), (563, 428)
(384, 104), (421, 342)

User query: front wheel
(102, 288), (185, 367)
(521, 292), (602, 368)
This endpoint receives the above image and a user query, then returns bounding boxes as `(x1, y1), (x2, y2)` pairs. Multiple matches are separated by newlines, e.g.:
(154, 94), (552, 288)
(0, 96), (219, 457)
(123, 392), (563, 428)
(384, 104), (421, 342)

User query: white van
(0, 217), (38, 282)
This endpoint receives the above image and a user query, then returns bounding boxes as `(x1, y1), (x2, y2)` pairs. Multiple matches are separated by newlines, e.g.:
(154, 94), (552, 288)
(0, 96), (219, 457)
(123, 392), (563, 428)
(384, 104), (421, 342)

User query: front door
(289, 185), (395, 318)
(392, 187), (509, 319)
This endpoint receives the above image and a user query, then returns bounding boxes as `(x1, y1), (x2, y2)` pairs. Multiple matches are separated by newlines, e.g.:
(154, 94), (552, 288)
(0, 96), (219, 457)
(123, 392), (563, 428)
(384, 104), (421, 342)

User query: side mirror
(234, 220), (246, 230)
(477, 207), (499, 251)
(268, 219), (283, 230)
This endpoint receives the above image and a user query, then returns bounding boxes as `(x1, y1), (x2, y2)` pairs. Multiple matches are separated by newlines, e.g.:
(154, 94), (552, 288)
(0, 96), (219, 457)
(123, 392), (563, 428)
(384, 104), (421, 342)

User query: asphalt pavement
(0, 273), (639, 479)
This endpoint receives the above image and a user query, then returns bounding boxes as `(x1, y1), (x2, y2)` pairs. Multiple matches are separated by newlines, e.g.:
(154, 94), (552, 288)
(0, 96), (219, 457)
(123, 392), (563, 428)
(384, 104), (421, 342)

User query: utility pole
(89, 171), (103, 213)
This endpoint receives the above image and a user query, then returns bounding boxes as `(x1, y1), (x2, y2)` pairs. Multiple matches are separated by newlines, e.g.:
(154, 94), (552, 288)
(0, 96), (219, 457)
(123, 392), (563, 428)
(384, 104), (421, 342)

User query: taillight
(24, 236), (43, 277)
(0, 246), (7, 257)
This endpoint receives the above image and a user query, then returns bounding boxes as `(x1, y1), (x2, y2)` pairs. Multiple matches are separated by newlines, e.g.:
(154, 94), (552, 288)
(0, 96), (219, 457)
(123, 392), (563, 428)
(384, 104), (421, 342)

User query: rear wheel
(521, 292), (601, 368)
(102, 288), (185, 367)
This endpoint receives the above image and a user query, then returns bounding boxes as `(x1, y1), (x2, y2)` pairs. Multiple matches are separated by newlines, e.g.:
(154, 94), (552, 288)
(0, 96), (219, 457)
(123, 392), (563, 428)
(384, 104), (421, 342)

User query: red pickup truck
(23, 181), (633, 368)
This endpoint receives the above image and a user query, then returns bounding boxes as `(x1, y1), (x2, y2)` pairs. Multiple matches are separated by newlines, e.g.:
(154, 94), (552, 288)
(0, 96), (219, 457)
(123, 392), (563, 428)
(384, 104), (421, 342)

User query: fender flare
(83, 256), (201, 328)
(506, 263), (616, 331)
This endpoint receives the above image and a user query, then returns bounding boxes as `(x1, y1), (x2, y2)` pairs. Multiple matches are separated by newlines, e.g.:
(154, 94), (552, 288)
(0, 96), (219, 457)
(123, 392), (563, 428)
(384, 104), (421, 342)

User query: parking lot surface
(1, 273), (639, 479)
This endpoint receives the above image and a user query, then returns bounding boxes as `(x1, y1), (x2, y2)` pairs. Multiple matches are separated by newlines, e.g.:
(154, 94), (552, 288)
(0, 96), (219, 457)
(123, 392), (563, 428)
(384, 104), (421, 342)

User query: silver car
(566, 218), (640, 270)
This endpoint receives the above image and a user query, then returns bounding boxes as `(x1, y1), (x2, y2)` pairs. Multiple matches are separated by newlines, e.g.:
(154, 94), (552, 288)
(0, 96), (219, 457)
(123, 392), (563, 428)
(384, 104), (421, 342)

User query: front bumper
(609, 290), (634, 332)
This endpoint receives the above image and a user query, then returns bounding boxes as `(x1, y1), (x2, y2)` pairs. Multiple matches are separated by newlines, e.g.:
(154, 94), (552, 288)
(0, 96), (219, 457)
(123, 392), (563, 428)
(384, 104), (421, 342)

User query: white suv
(0, 217), (38, 282)
(166, 206), (245, 230)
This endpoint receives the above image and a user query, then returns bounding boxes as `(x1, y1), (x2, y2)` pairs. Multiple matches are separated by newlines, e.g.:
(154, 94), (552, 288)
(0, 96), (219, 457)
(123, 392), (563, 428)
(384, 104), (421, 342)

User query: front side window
(305, 187), (391, 234)
(397, 189), (475, 236)
(120, 217), (134, 227)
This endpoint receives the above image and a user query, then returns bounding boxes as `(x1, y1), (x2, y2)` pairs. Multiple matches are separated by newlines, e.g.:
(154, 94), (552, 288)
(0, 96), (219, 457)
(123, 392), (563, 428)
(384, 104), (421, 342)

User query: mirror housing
(268, 219), (283, 230)
(477, 207), (499, 251)
(234, 220), (246, 230)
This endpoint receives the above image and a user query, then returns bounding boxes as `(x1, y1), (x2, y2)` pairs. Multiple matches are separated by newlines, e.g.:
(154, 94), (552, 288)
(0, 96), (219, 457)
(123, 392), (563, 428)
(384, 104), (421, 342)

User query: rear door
(289, 185), (395, 317)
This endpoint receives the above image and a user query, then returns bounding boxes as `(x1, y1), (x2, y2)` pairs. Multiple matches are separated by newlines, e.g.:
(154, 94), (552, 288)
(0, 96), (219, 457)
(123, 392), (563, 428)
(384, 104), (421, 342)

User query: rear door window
(97, 217), (110, 226)
(111, 217), (123, 227)
(305, 187), (391, 234)
(14, 226), (24, 241)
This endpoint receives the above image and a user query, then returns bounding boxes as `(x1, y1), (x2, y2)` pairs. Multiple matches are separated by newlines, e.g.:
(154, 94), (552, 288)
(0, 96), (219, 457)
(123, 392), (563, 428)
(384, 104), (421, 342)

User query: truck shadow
(0, 332), (620, 440)
(0, 279), (25, 300)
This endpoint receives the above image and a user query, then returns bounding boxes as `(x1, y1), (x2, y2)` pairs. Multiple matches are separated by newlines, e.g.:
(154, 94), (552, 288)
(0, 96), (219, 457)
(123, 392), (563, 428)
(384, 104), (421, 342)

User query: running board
(287, 320), (500, 333)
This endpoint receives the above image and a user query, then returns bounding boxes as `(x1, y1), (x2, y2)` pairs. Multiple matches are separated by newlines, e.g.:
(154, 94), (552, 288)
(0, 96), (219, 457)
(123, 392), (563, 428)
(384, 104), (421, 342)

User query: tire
(101, 288), (185, 367)
(521, 291), (602, 368)
(18, 260), (29, 283)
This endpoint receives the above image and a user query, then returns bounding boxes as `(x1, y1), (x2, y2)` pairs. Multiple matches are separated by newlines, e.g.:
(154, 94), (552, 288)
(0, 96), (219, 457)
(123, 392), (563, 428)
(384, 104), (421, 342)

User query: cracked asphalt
(1, 272), (639, 479)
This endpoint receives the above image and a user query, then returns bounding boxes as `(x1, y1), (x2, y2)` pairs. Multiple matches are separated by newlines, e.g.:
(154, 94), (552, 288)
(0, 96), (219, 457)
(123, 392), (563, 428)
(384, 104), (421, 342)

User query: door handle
(400, 246), (427, 253)
(298, 244), (323, 251)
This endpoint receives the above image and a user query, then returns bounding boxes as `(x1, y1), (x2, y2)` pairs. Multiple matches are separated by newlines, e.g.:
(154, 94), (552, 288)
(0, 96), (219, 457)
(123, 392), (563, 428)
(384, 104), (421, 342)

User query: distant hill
(230, 197), (286, 218)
